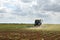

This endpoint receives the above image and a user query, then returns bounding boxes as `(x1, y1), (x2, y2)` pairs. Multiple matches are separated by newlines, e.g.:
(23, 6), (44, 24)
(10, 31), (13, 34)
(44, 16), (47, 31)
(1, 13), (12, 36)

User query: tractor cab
(34, 19), (42, 26)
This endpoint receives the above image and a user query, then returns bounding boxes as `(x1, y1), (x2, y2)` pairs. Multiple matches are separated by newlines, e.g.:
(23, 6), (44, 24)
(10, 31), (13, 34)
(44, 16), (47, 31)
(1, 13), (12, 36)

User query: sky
(0, 0), (60, 24)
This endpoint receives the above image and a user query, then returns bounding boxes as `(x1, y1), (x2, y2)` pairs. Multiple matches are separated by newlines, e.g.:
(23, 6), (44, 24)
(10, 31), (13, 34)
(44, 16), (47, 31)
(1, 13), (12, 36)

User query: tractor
(34, 19), (42, 26)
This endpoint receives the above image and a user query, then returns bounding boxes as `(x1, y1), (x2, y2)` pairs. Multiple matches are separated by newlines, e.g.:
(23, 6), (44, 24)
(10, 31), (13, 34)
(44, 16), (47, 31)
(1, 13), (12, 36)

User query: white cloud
(0, 0), (60, 24)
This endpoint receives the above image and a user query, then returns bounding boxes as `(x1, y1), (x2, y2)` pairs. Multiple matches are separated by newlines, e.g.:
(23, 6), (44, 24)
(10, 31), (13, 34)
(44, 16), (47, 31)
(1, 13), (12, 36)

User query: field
(0, 24), (33, 30)
(0, 24), (60, 40)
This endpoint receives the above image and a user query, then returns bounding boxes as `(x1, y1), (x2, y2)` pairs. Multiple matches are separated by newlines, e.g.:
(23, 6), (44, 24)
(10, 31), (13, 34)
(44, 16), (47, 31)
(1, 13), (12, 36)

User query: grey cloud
(36, 0), (60, 12)
(43, 4), (60, 12)
(21, 0), (33, 3)
(12, 10), (28, 16)
(28, 0), (49, 11)
(14, 7), (22, 12)
(0, 9), (6, 13)
(55, 0), (60, 4)
(37, 0), (49, 5)
(12, 12), (28, 16)
(36, 14), (49, 18)
(11, 6), (34, 16)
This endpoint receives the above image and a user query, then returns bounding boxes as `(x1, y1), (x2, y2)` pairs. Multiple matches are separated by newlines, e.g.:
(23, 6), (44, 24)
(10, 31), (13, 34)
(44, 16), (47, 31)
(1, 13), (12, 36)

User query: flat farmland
(0, 24), (60, 40)
(0, 24), (34, 32)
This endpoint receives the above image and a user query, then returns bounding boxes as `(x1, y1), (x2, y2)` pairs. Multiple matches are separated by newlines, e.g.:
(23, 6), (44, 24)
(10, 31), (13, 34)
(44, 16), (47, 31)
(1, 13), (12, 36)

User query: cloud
(0, 0), (60, 24)
(21, 0), (33, 3)
(0, 9), (6, 13)
(42, 4), (60, 12)
(37, 0), (60, 12)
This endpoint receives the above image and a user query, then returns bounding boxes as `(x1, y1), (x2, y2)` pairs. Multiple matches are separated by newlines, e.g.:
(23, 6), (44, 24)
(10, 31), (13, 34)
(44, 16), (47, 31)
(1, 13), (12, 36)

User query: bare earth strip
(0, 29), (43, 40)
(0, 28), (60, 40)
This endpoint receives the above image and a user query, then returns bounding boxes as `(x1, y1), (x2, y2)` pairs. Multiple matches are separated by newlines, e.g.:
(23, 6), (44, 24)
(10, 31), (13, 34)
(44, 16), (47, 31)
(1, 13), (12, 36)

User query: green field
(0, 24), (34, 31)
(0, 24), (60, 31)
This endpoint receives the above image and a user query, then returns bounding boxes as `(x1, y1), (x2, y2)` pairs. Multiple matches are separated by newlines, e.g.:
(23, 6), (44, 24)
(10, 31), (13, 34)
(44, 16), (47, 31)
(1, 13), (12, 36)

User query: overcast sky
(0, 0), (60, 24)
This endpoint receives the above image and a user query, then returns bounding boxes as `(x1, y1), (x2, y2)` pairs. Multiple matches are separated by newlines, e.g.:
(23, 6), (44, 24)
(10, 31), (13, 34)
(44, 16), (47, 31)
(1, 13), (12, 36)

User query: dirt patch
(0, 30), (43, 40)
(0, 30), (60, 40)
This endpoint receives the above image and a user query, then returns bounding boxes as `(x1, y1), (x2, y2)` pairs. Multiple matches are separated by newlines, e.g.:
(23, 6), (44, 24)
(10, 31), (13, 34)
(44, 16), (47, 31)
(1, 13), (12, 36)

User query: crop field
(0, 24), (35, 32)
(0, 24), (60, 40)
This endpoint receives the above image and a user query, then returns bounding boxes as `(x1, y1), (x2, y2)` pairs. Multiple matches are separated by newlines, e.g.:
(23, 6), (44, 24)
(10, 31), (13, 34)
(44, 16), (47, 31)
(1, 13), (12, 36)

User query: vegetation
(0, 24), (60, 40)
(0, 24), (34, 31)
(0, 24), (60, 31)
